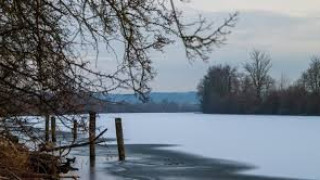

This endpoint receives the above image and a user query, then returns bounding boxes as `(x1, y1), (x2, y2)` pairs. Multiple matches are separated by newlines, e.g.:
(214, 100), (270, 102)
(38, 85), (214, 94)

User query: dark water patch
(102, 144), (303, 180)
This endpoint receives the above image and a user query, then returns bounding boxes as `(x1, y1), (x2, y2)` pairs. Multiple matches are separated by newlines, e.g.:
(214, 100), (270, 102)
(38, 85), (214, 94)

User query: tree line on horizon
(198, 50), (320, 115)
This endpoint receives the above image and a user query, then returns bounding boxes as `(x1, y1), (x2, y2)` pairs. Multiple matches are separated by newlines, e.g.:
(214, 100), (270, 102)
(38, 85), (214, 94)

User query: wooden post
(45, 115), (50, 142)
(89, 112), (96, 166)
(73, 120), (77, 141)
(115, 118), (125, 161)
(51, 116), (56, 143)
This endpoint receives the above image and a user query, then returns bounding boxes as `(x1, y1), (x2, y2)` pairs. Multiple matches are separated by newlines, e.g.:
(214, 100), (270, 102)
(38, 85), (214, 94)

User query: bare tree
(0, 0), (237, 178)
(197, 65), (239, 113)
(244, 50), (272, 100)
(300, 56), (320, 93)
(0, 0), (237, 114)
(278, 73), (290, 91)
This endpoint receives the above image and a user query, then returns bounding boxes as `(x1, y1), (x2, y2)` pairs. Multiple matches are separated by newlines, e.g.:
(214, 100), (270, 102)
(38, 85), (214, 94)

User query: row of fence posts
(44, 112), (126, 166)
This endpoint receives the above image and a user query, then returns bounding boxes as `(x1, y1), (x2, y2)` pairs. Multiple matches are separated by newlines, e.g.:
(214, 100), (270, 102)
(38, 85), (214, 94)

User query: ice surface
(94, 113), (320, 180)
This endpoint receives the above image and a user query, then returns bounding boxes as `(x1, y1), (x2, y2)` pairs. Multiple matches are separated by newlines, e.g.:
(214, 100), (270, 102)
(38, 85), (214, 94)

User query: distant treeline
(85, 92), (199, 113)
(198, 50), (320, 115)
(10, 97), (199, 115)
(102, 101), (199, 113)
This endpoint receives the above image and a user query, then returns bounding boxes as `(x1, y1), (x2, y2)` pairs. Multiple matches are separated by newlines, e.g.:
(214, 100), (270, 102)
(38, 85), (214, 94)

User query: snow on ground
(94, 113), (320, 180)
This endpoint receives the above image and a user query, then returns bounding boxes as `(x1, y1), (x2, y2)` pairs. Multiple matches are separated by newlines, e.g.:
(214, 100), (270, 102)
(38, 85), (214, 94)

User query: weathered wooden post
(73, 120), (78, 141)
(89, 112), (96, 166)
(115, 118), (125, 161)
(51, 116), (56, 143)
(45, 115), (50, 142)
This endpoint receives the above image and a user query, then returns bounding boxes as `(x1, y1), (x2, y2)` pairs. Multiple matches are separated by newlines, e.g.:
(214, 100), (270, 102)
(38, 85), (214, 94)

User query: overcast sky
(94, 1), (320, 93)
(185, 0), (320, 17)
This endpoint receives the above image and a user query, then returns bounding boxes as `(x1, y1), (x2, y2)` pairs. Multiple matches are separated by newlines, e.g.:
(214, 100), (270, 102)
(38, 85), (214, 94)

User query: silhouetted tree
(300, 57), (320, 93)
(244, 50), (272, 101)
(278, 73), (290, 91)
(0, 1), (238, 178)
(0, 0), (237, 116)
(197, 65), (239, 113)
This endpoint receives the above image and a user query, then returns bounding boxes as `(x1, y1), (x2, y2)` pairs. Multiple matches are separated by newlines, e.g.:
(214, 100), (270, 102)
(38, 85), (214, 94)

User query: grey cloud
(90, 11), (320, 92)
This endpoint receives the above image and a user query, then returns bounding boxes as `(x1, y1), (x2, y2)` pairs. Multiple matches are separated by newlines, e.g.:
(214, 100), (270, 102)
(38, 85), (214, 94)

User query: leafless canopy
(300, 56), (320, 93)
(244, 49), (272, 100)
(0, 0), (237, 116)
(0, 1), (237, 175)
(0, 1), (238, 177)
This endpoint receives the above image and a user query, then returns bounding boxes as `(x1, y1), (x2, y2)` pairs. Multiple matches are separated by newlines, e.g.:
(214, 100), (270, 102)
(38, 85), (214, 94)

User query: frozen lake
(93, 113), (320, 180)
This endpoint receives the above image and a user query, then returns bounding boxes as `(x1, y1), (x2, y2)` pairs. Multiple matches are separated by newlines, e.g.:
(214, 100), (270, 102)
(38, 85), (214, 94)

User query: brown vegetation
(0, 135), (61, 179)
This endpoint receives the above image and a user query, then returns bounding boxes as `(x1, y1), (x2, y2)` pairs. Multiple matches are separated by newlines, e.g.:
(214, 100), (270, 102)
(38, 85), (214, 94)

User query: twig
(0, 176), (10, 180)
(59, 175), (80, 179)
(44, 128), (108, 151)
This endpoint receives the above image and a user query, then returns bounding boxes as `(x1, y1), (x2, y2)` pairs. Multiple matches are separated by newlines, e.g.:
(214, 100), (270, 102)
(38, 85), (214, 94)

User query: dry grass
(0, 137), (29, 178)
(0, 137), (60, 180)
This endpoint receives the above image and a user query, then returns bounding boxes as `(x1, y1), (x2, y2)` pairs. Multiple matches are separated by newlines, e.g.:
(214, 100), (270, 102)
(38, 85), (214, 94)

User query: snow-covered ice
(94, 113), (320, 180)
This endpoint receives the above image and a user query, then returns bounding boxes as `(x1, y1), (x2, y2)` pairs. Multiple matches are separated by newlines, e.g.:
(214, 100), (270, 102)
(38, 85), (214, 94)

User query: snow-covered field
(93, 113), (320, 180)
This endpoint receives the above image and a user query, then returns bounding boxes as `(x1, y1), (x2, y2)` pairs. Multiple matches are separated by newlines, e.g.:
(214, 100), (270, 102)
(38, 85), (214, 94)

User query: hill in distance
(104, 91), (199, 105)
